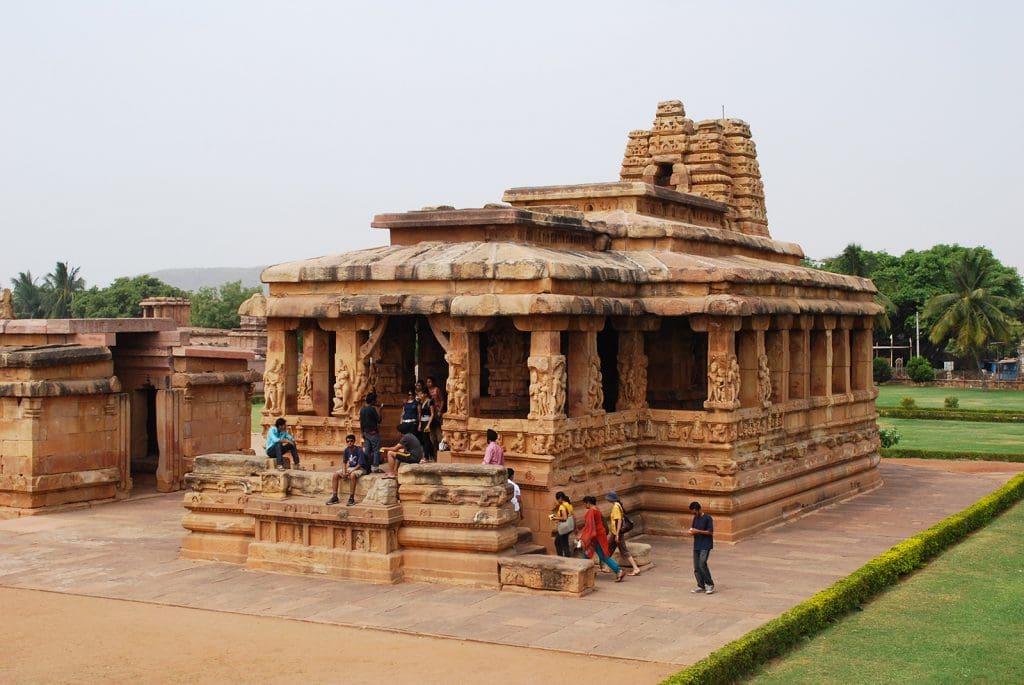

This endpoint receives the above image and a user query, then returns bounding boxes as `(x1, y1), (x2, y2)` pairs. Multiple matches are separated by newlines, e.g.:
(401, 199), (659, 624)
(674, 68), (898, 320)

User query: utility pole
(890, 333), (894, 366)
(915, 311), (920, 358)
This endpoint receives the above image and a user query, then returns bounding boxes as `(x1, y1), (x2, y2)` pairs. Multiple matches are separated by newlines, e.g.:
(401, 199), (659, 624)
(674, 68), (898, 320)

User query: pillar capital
(690, 315), (742, 333)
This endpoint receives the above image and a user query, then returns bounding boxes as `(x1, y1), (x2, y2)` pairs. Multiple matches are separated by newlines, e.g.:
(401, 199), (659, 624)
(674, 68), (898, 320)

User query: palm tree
(10, 271), (48, 318)
(44, 262), (86, 318)
(923, 248), (1017, 370)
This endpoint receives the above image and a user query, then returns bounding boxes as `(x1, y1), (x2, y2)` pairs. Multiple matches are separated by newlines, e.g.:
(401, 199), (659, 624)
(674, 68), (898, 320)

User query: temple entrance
(372, 315), (448, 405)
(645, 317), (708, 410)
(130, 386), (160, 489)
(478, 318), (530, 419)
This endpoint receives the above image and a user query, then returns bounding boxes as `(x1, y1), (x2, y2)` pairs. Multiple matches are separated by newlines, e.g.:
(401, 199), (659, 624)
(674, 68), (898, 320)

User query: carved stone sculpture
(445, 352), (468, 417)
(297, 359), (312, 401)
(616, 334), (648, 410)
(263, 358), (284, 415)
(757, 353), (772, 406)
(332, 358), (353, 416)
(587, 354), (604, 413)
(708, 354), (740, 406)
(528, 355), (566, 419)
(0, 288), (13, 319)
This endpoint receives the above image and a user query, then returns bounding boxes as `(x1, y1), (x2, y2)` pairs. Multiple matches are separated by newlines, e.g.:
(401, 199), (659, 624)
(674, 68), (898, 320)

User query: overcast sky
(3, 1), (1023, 289)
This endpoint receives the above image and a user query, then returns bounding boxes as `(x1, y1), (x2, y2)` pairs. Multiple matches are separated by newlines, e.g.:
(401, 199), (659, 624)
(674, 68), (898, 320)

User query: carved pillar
(321, 316), (385, 419)
(810, 316), (836, 398)
(566, 321), (605, 418)
(444, 327), (475, 421)
(301, 326), (331, 416)
(851, 318), (874, 392)
(611, 317), (657, 411)
(263, 321), (297, 418)
(738, 316), (768, 408)
(832, 317), (852, 397)
(692, 315), (741, 411)
(788, 315), (811, 400)
(155, 388), (185, 493)
(767, 316), (792, 404)
(527, 329), (566, 420)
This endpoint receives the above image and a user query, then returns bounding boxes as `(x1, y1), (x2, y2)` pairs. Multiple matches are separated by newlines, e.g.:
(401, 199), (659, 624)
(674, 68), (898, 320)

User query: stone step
(499, 554), (595, 596)
(515, 526), (534, 545)
(514, 542), (547, 556)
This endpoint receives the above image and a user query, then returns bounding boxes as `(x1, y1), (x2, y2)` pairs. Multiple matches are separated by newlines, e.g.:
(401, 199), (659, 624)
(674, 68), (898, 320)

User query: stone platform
(0, 460), (1020, 665)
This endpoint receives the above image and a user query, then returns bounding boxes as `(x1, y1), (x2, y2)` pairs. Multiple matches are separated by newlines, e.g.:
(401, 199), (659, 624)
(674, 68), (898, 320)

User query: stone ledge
(499, 554), (595, 596)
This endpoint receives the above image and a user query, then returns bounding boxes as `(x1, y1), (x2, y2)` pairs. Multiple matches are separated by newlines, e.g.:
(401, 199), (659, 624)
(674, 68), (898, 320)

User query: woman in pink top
(482, 428), (504, 465)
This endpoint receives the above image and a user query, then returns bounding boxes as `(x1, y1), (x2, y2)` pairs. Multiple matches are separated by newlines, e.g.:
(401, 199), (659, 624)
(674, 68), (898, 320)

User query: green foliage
(899, 396), (917, 409)
(872, 357), (892, 383)
(71, 275), (184, 318)
(878, 427), (901, 448)
(876, 385), (1024, 411)
(906, 355), (935, 383)
(923, 247), (1019, 369)
(10, 271), (47, 318)
(881, 448), (1024, 462)
(943, 395), (959, 409)
(661, 473), (1024, 685)
(878, 407), (1024, 422)
(43, 261), (86, 318)
(190, 281), (263, 329)
(878, 417), (1024, 454)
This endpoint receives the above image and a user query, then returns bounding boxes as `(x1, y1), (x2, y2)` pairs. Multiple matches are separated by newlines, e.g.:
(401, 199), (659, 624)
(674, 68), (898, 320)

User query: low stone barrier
(499, 555), (595, 596)
(612, 540), (654, 569)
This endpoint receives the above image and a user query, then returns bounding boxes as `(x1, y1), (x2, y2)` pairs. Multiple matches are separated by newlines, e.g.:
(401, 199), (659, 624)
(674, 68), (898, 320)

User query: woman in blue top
(418, 389), (437, 462)
(401, 389), (419, 427)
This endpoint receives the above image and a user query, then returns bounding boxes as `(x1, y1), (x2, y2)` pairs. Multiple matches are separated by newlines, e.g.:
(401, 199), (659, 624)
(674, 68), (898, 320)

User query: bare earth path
(1, 460), (1021, 684)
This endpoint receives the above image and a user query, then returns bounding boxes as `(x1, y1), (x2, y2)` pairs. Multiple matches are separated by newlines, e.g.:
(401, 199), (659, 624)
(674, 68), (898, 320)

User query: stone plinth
(397, 462), (519, 588)
(612, 540), (653, 569)
(499, 555), (595, 596)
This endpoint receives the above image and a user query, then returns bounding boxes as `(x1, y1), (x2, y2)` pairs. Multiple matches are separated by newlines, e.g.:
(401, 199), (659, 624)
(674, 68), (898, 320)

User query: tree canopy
(190, 281), (263, 329)
(817, 244), (1023, 367)
(72, 275), (185, 319)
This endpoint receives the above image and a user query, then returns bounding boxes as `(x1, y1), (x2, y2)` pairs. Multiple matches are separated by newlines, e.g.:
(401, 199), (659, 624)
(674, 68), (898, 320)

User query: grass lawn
(748, 500), (1024, 684)
(878, 418), (1024, 455)
(877, 385), (1024, 411)
(251, 400), (264, 433)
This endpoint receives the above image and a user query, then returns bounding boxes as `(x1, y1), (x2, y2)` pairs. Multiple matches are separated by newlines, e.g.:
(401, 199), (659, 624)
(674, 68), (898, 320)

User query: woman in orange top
(579, 495), (625, 582)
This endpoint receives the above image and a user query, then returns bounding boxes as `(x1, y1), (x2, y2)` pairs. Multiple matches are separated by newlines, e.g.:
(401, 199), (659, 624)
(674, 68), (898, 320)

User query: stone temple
(241, 99), (882, 557)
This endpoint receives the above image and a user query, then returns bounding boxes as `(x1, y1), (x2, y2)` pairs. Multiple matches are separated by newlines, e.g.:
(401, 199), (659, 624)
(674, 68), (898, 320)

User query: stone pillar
(527, 329), (566, 420)
(611, 317), (657, 411)
(115, 392), (132, 495)
(767, 316), (792, 404)
(566, 322), (604, 418)
(692, 316), (741, 411)
(810, 316), (836, 398)
(851, 319), (874, 393)
(306, 326), (331, 416)
(155, 388), (185, 493)
(263, 322), (296, 418)
(788, 315), (811, 400)
(832, 318), (852, 397)
(738, 316), (768, 408)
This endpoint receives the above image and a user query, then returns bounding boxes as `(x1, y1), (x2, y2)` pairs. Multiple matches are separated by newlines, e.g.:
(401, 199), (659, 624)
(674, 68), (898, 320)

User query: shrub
(879, 427), (902, 448)
(873, 357), (893, 383)
(944, 396), (960, 409)
(906, 355), (935, 383)
(899, 396), (917, 409)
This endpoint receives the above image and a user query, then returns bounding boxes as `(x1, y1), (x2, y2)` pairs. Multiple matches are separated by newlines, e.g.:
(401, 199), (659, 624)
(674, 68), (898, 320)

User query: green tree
(906, 355), (935, 383)
(72, 275), (185, 318)
(923, 248), (1019, 370)
(10, 271), (48, 318)
(43, 261), (86, 318)
(190, 281), (263, 329)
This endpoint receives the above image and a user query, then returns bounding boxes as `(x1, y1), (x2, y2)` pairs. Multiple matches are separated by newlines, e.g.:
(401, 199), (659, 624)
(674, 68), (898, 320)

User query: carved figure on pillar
(0, 288), (14, 319)
(297, 359), (312, 402)
(707, 354), (740, 407)
(616, 334), (648, 410)
(332, 358), (353, 416)
(445, 352), (468, 417)
(263, 358), (284, 415)
(757, 353), (772, 407)
(587, 354), (604, 414)
(528, 355), (566, 419)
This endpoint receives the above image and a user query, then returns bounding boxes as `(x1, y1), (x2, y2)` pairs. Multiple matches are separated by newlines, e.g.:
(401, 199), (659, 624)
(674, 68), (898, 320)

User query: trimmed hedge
(661, 473), (1024, 685)
(878, 407), (1024, 422)
(881, 447), (1024, 462)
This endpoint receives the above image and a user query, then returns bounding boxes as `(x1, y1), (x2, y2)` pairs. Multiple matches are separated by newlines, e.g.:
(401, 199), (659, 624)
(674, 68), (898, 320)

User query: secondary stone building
(0, 315), (257, 515)
(257, 100), (881, 543)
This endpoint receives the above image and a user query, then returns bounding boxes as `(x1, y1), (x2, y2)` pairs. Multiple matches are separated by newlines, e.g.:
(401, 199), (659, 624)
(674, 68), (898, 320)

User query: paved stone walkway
(0, 461), (1020, 666)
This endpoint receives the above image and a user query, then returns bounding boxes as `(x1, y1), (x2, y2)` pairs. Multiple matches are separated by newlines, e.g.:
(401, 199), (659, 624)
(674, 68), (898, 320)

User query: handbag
(437, 439), (449, 452)
(556, 514), (575, 536)
(617, 503), (634, 534)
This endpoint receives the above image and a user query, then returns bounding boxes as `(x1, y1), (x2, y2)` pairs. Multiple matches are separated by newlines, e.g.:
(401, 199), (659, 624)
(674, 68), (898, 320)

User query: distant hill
(146, 267), (268, 292)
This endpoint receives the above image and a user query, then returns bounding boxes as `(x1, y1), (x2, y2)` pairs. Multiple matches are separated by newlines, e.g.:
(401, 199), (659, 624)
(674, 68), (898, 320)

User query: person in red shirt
(579, 495), (625, 582)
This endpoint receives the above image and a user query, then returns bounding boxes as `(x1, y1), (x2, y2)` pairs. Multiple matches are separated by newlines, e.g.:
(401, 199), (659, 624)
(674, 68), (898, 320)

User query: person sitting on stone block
(382, 423), (423, 479)
(326, 434), (368, 506)
(266, 418), (301, 471)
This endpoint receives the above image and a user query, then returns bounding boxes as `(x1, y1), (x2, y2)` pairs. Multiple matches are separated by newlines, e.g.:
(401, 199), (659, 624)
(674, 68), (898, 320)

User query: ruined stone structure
(244, 100), (881, 547)
(0, 316), (257, 515)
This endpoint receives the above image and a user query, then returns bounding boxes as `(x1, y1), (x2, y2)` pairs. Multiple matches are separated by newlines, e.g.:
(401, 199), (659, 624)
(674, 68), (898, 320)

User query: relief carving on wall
(587, 354), (605, 414)
(707, 354), (740, 406)
(527, 355), (566, 419)
(263, 358), (284, 415)
(332, 357), (354, 416)
(297, 359), (312, 403)
(757, 353), (772, 407)
(616, 334), (648, 410)
(445, 352), (468, 417)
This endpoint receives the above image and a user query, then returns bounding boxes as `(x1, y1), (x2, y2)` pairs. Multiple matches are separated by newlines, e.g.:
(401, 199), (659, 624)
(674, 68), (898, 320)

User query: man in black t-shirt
(359, 392), (382, 472)
(382, 423), (423, 479)
(689, 501), (715, 595)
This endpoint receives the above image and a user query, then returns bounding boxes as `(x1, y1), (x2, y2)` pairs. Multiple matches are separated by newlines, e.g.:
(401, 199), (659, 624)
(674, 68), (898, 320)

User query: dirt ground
(0, 587), (676, 685)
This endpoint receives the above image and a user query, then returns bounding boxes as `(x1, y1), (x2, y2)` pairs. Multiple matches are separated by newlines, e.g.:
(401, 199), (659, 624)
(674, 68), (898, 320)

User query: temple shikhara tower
(251, 100), (883, 547)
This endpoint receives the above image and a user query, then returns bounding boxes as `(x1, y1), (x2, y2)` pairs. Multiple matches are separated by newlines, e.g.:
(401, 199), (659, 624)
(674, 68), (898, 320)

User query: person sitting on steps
(382, 423), (423, 478)
(326, 434), (368, 506)
(266, 418), (301, 471)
